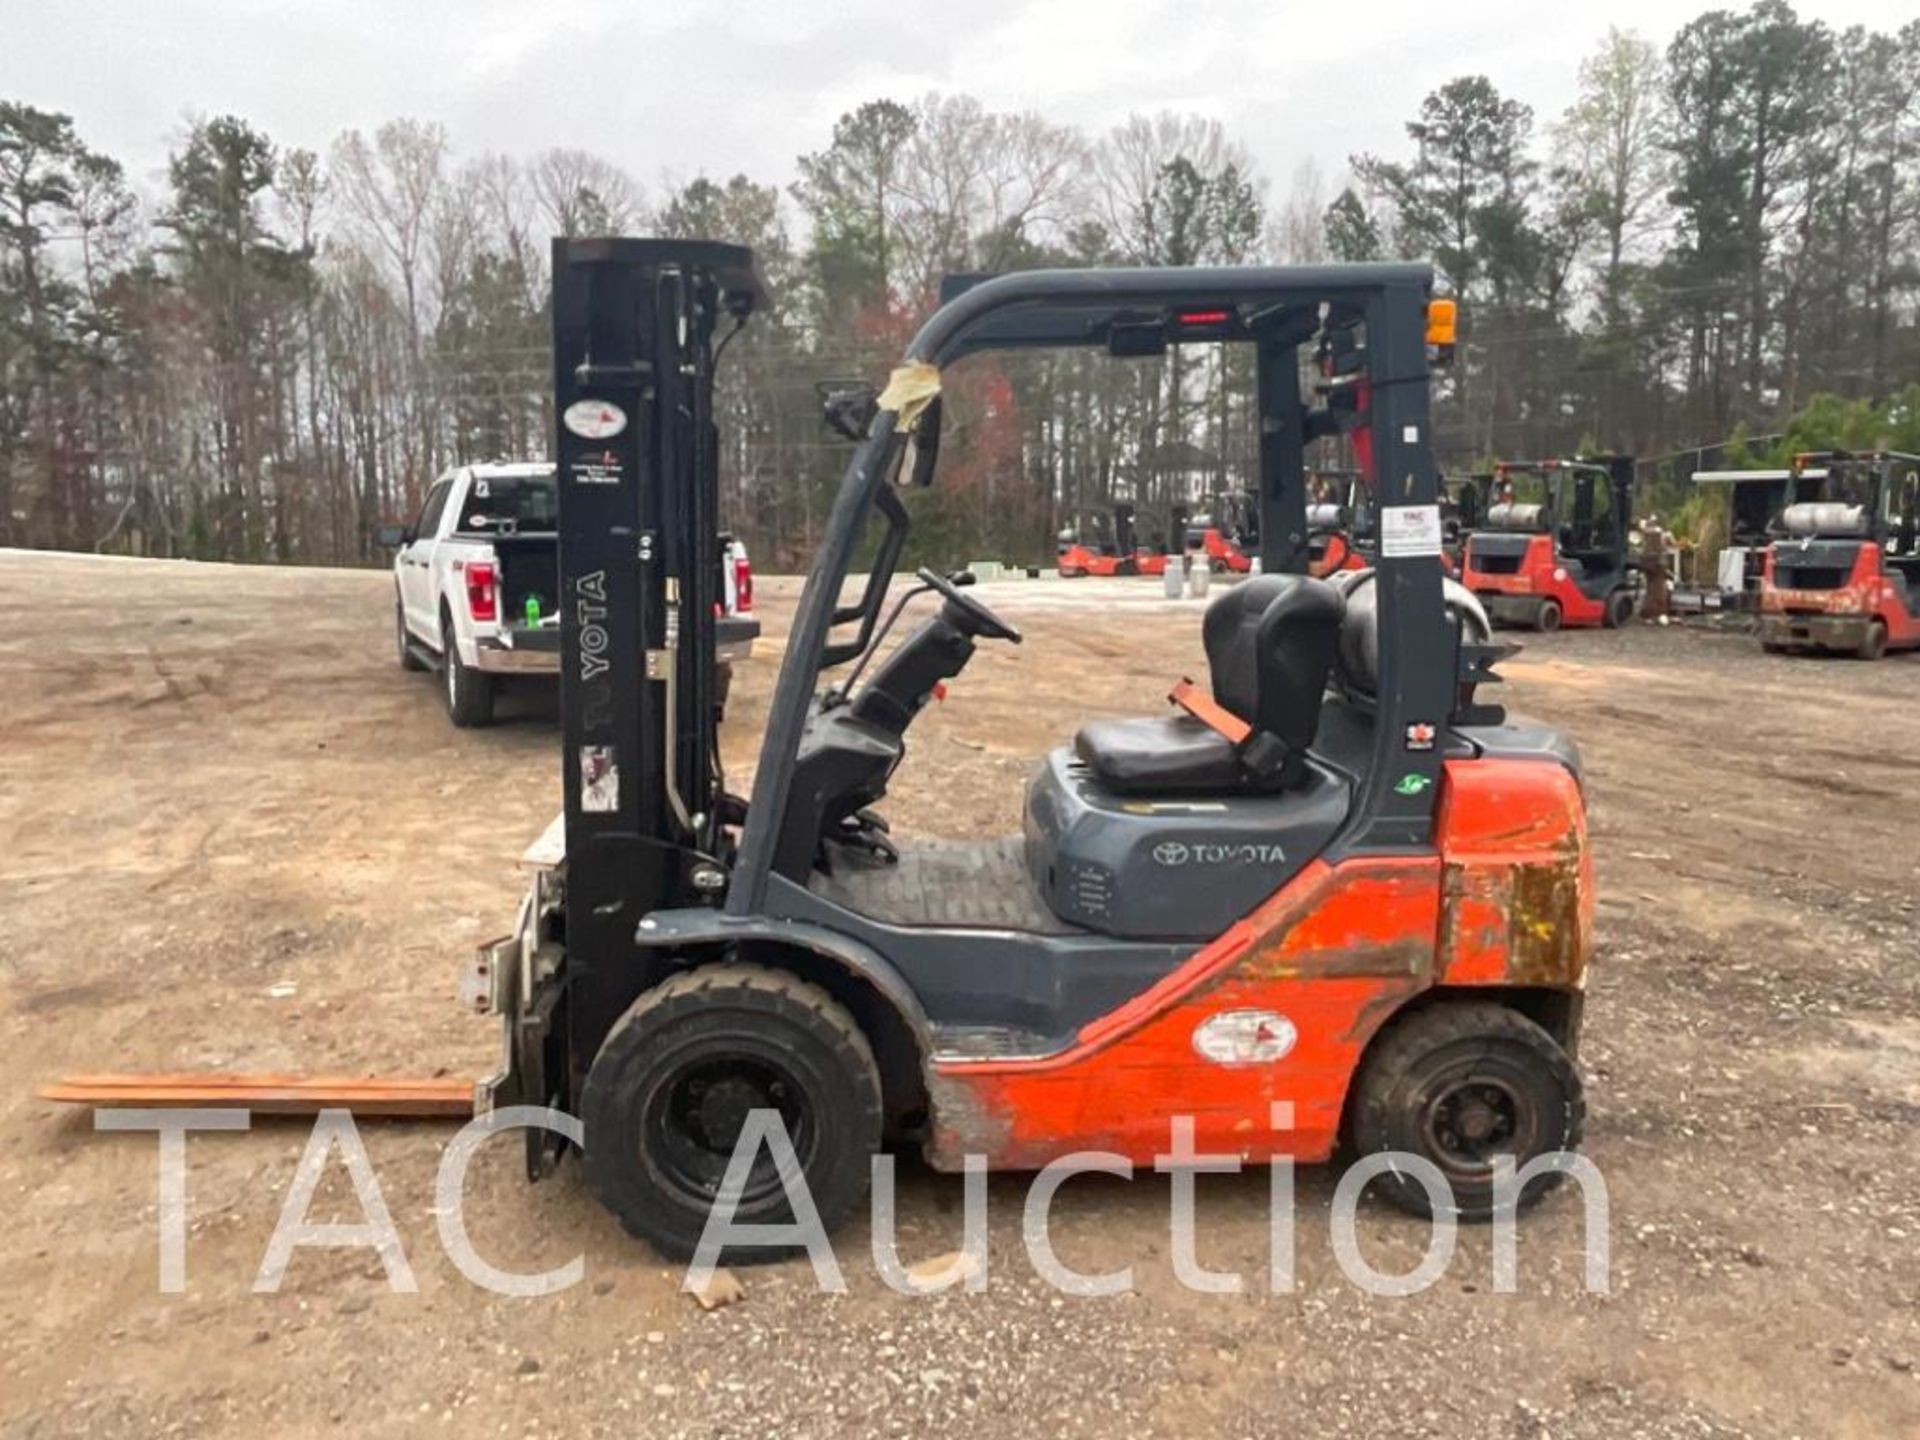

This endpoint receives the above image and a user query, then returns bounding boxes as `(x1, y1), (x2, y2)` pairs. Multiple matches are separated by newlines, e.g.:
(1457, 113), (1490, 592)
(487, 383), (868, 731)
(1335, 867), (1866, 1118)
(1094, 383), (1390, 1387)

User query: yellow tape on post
(876, 361), (942, 431)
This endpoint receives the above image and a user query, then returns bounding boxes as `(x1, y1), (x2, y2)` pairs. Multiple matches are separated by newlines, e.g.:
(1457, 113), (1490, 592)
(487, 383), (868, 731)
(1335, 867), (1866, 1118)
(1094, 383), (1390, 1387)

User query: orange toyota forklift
(474, 241), (1595, 1259)
(1759, 450), (1920, 658)
(1056, 502), (1184, 578)
(1462, 458), (1639, 631)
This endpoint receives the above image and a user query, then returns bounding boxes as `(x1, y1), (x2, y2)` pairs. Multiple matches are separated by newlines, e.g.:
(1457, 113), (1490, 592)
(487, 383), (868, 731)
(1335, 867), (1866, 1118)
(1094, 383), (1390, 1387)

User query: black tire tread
(1351, 1001), (1584, 1221)
(582, 962), (881, 1259)
(441, 612), (494, 727)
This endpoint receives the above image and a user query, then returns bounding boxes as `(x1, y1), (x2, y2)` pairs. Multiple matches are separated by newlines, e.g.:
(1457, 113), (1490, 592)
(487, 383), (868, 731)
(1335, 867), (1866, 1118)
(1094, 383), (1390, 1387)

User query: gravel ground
(1, 550), (1916, 1439)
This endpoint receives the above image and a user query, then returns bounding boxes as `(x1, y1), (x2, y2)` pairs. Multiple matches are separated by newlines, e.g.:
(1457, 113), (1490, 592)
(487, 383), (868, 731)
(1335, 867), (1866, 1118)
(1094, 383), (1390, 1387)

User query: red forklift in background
(1187, 490), (1258, 572)
(1760, 450), (1920, 659)
(1057, 503), (1141, 577)
(1462, 457), (1640, 631)
(1303, 469), (1372, 577)
(1057, 502), (1186, 578)
(1311, 472), (1487, 579)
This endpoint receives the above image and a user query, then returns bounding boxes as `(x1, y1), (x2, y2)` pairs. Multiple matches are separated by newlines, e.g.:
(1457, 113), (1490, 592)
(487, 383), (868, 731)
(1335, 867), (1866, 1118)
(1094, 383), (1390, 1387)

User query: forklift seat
(1074, 575), (1345, 795)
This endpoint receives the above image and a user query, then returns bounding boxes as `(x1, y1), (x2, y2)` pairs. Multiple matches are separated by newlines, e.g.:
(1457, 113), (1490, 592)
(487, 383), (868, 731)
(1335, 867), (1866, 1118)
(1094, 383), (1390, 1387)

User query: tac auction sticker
(563, 400), (628, 440)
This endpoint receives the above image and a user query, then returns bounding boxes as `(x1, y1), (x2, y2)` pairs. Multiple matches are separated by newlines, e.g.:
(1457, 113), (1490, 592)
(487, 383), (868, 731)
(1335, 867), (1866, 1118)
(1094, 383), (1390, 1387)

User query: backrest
(1201, 574), (1346, 754)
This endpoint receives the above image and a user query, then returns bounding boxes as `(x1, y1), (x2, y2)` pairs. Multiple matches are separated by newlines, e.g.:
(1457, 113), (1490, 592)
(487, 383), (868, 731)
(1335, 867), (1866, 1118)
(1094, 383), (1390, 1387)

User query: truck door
(401, 477), (453, 636)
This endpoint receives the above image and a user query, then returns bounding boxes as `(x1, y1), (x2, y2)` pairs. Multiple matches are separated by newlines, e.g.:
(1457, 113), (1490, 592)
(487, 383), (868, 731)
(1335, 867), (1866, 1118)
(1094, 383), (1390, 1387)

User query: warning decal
(1379, 503), (1444, 557)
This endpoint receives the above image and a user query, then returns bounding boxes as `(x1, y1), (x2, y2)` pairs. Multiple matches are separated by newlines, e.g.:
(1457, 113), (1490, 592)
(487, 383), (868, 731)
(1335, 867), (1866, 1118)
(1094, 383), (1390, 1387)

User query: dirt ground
(1, 548), (1916, 1440)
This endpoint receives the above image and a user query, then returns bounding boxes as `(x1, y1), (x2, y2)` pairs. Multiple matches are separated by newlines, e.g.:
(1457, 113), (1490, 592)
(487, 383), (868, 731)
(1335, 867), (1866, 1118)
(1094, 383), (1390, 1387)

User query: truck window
(415, 479), (453, 538)
(457, 474), (559, 534)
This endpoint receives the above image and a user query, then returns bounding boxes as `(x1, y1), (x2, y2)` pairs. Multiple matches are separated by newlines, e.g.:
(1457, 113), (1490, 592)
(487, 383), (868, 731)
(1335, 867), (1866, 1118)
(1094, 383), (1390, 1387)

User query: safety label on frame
(1379, 504), (1443, 557)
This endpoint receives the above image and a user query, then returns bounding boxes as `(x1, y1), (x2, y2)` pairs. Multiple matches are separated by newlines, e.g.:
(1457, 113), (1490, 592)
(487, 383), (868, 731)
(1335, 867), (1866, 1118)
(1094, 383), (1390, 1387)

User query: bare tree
(1273, 159), (1328, 263)
(1555, 27), (1667, 319)
(330, 118), (451, 492)
(531, 147), (645, 237)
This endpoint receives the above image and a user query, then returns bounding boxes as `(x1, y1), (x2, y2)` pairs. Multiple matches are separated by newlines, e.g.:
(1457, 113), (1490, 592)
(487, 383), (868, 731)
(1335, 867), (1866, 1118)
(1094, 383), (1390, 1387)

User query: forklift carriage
(1759, 450), (1920, 659)
(478, 239), (1595, 1259)
(1462, 458), (1639, 632)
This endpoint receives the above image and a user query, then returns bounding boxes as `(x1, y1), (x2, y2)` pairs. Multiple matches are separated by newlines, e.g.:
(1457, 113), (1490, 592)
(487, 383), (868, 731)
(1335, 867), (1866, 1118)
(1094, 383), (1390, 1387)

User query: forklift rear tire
(1603, 589), (1634, 629)
(441, 616), (494, 727)
(1535, 599), (1562, 633)
(396, 599), (427, 671)
(1348, 1002), (1583, 1222)
(581, 963), (883, 1263)
(1855, 621), (1887, 661)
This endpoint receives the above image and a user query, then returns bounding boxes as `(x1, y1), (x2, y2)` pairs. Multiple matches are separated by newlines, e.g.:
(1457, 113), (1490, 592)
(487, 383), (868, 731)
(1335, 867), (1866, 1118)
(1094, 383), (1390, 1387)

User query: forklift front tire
(1855, 621), (1888, 661)
(1603, 589), (1634, 630)
(581, 963), (883, 1263)
(1348, 1001), (1583, 1223)
(442, 617), (494, 727)
(1535, 599), (1563, 634)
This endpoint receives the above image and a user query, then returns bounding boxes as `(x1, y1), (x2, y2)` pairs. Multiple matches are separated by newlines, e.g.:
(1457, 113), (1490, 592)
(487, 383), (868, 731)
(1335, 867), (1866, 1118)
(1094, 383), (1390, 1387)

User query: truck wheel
(1348, 1002), (1583, 1222)
(441, 616), (494, 727)
(396, 599), (427, 671)
(1535, 598), (1562, 633)
(1603, 589), (1634, 629)
(582, 963), (882, 1263)
(1855, 621), (1888, 661)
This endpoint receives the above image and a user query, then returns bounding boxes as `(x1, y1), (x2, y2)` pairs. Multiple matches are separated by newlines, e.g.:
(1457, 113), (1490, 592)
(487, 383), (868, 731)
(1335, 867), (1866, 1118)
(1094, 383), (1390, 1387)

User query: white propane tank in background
(1162, 555), (1185, 598)
(1188, 553), (1212, 598)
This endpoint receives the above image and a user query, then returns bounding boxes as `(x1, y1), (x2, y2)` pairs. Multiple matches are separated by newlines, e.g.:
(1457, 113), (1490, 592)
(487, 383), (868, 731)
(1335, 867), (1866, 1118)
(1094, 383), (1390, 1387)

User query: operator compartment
(1025, 572), (1354, 940)
(1023, 747), (1348, 939)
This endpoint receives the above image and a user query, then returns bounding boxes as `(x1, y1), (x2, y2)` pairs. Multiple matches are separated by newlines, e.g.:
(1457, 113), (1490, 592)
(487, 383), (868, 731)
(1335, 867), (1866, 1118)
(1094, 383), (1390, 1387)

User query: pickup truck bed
(384, 461), (758, 726)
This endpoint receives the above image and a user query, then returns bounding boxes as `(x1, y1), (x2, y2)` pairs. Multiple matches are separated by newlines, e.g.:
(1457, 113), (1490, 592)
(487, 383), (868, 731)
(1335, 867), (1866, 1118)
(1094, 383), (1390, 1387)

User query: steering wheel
(918, 567), (1023, 643)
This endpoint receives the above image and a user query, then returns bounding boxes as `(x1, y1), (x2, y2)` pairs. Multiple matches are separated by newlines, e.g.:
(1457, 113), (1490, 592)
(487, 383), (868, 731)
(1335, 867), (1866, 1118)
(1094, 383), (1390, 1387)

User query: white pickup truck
(379, 461), (758, 727)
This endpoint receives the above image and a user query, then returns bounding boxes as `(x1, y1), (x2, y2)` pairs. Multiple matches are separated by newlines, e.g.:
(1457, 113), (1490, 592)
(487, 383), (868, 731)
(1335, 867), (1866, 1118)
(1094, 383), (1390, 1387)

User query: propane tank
(1188, 553), (1212, 599)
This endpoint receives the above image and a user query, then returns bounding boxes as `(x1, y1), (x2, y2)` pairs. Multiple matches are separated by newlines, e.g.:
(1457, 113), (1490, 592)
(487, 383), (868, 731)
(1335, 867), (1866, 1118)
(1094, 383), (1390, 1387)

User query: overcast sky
(2, 0), (1904, 210)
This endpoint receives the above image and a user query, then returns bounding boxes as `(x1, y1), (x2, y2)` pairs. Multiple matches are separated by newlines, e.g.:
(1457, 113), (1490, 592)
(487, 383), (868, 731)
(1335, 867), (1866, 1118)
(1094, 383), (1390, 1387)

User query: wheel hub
(650, 1056), (810, 1206)
(1425, 1079), (1523, 1170)
(691, 1075), (769, 1149)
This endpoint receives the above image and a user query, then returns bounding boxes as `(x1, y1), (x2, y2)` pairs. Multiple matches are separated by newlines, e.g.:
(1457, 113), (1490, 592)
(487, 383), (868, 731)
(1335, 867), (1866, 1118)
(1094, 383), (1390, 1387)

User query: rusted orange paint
(926, 759), (1591, 1172)
(1435, 758), (1591, 988)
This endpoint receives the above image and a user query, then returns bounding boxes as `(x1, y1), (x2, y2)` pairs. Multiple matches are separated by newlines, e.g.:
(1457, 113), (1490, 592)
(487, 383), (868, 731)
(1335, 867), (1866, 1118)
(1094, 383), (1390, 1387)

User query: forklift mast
(549, 238), (768, 1069)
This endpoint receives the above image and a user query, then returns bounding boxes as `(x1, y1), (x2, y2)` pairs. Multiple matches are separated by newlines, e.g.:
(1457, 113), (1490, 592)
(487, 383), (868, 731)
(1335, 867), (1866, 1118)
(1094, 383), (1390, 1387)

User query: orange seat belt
(1168, 677), (1252, 744)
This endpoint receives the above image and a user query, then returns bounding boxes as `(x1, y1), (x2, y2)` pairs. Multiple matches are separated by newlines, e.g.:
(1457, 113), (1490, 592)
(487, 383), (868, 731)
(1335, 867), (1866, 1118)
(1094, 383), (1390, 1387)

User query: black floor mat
(809, 836), (1080, 933)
